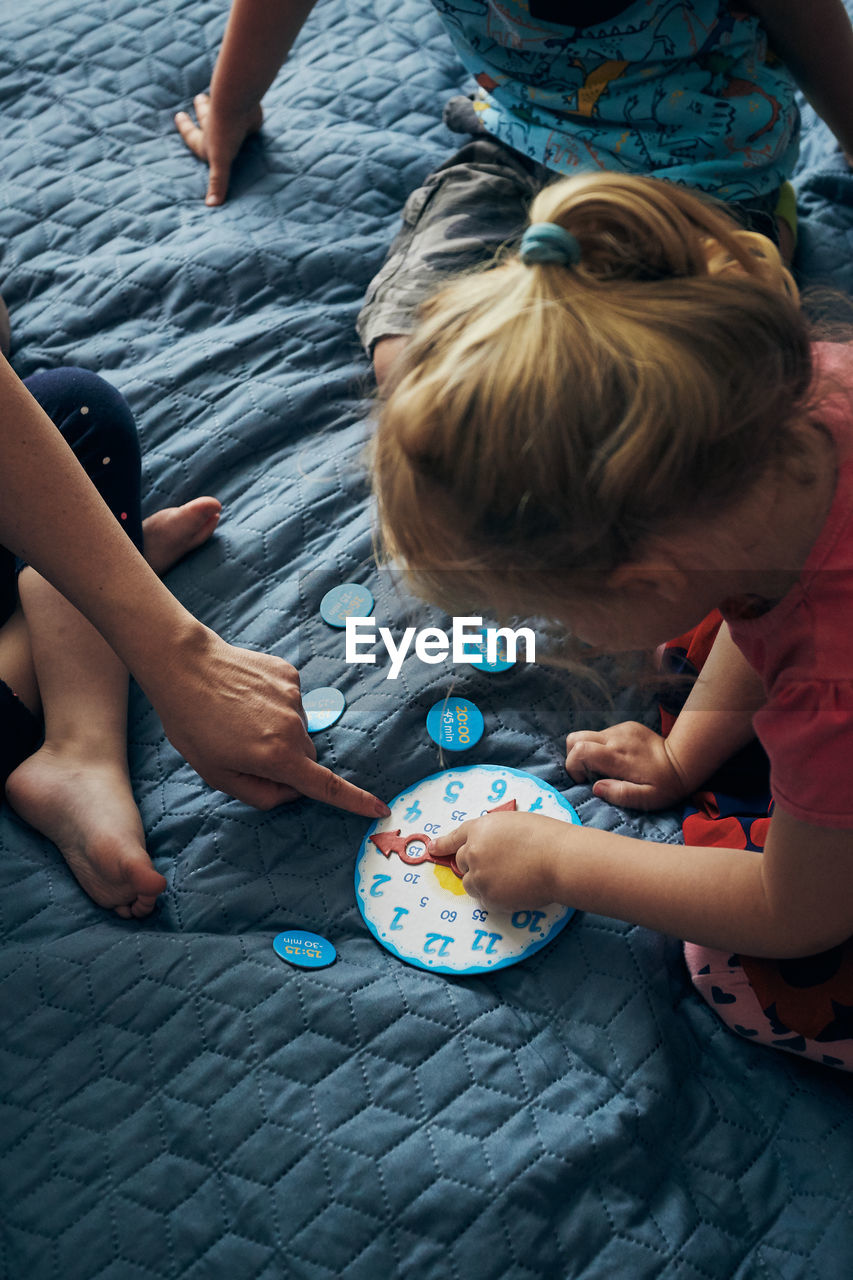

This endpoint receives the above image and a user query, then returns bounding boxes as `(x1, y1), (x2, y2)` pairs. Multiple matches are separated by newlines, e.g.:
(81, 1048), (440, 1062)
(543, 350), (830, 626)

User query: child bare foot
(143, 495), (222, 574)
(5, 496), (223, 917)
(6, 749), (166, 917)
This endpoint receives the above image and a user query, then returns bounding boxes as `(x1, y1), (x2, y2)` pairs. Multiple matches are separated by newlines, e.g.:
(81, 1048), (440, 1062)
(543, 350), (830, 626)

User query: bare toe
(143, 497), (222, 575)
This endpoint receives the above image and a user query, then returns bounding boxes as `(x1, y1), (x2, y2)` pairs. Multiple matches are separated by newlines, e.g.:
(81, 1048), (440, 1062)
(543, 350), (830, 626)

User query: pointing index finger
(205, 162), (230, 206)
(430, 823), (469, 859)
(288, 755), (390, 819)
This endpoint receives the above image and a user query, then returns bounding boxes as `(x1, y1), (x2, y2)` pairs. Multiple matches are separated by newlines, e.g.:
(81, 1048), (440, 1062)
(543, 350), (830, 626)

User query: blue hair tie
(519, 222), (581, 267)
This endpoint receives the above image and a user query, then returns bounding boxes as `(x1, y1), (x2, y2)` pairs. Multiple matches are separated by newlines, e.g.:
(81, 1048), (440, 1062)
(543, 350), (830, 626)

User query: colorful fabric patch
(664, 615), (853, 1071)
(431, 0), (799, 197)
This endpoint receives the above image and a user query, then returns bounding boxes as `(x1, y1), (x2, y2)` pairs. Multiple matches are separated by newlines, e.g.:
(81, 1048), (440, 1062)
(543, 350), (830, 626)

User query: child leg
(685, 943), (853, 1072)
(1, 369), (219, 916)
(7, 564), (167, 918)
(0, 525), (42, 790)
(4, 499), (220, 917)
(356, 134), (551, 389)
(0, 607), (43, 785)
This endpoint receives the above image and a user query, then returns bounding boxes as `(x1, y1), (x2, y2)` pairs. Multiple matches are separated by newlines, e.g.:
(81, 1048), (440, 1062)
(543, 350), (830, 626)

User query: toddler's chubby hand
(431, 811), (567, 909)
(175, 93), (263, 206)
(565, 721), (688, 811)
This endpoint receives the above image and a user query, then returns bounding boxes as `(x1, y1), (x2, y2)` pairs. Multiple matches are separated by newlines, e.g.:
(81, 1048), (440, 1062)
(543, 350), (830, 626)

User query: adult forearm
(211, 0), (320, 116)
(748, 0), (853, 153)
(0, 360), (392, 815)
(0, 358), (205, 689)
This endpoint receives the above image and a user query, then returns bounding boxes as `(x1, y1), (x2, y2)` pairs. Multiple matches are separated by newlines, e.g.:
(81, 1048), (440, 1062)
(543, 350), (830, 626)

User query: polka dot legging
(0, 367), (144, 782)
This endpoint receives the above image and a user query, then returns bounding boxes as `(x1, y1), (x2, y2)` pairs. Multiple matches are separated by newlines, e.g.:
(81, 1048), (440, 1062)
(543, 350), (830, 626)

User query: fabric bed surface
(1, 2), (852, 1277)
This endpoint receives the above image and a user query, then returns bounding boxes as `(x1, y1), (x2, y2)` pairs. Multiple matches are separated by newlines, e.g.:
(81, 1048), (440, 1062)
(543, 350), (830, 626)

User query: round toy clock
(355, 765), (580, 975)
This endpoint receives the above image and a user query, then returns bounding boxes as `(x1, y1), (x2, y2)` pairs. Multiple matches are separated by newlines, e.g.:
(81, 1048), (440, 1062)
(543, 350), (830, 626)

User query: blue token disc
(320, 582), (374, 628)
(466, 628), (515, 673)
(303, 686), (346, 733)
(426, 696), (484, 751)
(273, 930), (337, 969)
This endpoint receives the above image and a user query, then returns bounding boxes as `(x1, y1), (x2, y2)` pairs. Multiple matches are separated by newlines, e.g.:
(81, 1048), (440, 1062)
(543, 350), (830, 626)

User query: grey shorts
(356, 98), (786, 355)
(356, 127), (550, 354)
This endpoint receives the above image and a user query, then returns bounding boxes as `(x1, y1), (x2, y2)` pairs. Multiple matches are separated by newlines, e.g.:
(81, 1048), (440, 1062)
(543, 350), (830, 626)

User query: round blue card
(273, 930), (337, 969)
(303, 686), (346, 733)
(426, 696), (484, 751)
(355, 764), (580, 975)
(320, 583), (374, 628)
(466, 628), (515, 673)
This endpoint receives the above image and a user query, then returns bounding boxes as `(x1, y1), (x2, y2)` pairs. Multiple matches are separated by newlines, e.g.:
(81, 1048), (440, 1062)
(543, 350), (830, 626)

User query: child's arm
(745, 0), (853, 158)
(565, 621), (766, 809)
(175, 0), (319, 205)
(0, 357), (387, 819)
(431, 803), (853, 959)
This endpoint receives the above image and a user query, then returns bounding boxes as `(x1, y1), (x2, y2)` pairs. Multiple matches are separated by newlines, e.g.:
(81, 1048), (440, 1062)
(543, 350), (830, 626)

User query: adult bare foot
(143, 496), (222, 575)
(6, 746), (167, 917)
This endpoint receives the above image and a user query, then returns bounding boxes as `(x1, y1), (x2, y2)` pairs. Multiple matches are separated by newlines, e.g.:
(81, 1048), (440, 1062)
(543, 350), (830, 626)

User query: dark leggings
(0, 368), (144, 784)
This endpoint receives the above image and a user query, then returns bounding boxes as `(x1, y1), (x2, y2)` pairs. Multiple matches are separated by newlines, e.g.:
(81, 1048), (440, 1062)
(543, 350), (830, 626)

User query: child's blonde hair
(372, 172), (813, 619)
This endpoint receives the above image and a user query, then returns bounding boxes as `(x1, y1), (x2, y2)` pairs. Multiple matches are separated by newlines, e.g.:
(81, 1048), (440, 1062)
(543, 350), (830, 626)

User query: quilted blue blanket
(2, 2), (852, 1276)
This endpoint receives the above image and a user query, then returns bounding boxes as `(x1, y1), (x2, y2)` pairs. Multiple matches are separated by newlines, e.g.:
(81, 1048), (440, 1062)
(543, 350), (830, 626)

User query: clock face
(355, 765), (580, 975)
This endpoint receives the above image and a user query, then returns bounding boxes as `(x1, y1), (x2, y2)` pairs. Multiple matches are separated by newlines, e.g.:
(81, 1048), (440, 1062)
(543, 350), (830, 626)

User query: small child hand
(565, 721), (688, 810)
(431, 811), (566, 909)
(174, 93), (263, 206)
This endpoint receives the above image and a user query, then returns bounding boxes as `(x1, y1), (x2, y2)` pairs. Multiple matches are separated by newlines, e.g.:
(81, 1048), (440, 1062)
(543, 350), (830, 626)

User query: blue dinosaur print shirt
(430, 0), (799, 200)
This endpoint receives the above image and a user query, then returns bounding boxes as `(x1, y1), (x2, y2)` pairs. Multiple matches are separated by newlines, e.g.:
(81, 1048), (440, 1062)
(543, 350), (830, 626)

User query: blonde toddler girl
(372, 172), (853, 1070)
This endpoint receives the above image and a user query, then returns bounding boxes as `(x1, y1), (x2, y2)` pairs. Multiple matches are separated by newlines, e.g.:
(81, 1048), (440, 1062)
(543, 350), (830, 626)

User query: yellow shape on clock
(432, 862), (468, 896)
